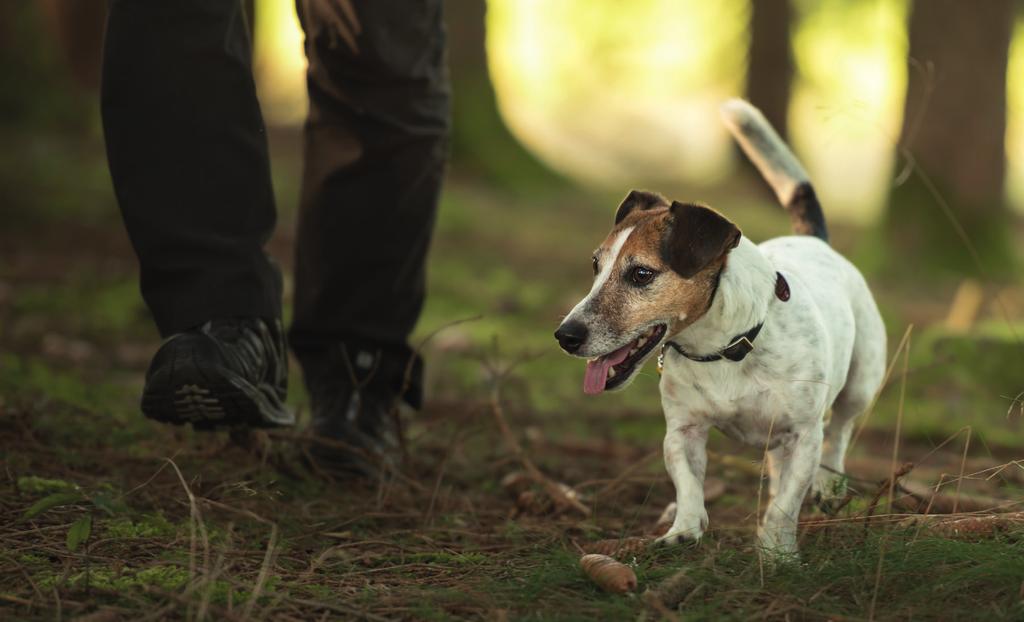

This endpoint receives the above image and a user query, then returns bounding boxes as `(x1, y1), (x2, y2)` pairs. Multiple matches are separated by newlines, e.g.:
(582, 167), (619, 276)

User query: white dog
(554, 100), (886, 557)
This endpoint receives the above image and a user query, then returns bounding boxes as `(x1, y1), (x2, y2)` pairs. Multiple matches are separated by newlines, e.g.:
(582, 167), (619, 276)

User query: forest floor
(2, 127), (1024, 620)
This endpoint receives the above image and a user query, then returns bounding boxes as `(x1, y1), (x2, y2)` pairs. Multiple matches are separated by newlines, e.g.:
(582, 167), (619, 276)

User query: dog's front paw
(655, 530), (701, 547)
(655, 510), (708, 546)
(757, 523), (799, 564)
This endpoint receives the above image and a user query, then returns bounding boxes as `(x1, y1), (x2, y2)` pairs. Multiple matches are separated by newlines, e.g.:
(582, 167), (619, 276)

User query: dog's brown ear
(663, 202), (741, 278)
(615, 190), (668, 224)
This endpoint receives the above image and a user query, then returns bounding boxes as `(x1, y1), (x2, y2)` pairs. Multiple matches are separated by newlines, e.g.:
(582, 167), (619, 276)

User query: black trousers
(101, 0), (449, 387)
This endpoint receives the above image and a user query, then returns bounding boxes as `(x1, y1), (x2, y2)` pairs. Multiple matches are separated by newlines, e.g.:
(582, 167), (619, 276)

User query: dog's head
(554, 190), (741, 394)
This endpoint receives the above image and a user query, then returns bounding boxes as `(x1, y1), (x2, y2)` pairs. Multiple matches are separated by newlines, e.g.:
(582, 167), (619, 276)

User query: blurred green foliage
(0, 3), (96, 130)
(0, 0), (1019, 450)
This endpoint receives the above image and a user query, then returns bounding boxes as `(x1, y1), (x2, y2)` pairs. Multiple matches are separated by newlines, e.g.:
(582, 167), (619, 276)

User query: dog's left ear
(663, 202), (742, 278)
(615, 190), (667, 224)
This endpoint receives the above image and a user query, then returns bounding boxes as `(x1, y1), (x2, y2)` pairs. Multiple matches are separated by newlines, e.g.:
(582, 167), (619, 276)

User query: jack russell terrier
(554, 100), (886, 557)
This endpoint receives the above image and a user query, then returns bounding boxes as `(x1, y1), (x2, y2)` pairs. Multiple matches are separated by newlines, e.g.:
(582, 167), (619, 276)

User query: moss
(36, 565), (189, 592)
(884, 177), (1019, 281)
(0, 354), (151, 452)
(17, 553), (49, 567)
(404, 551), (489, 565)
(133, 566), (191, 590)
(17, 476), (78, 496)
(104, 514), (178, 540)
(871, 324), (1024, 444)
(12, 277), (147, 339)
(31, 562), (270, 608)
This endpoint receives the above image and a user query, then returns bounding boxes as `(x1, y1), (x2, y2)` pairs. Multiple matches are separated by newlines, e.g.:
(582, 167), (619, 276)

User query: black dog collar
(659, 272), (789, 368)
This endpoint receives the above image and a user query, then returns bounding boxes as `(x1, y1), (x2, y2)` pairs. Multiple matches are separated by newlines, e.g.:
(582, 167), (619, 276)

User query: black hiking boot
(297, 345), (421, 477)
(141, 318), (293, 429)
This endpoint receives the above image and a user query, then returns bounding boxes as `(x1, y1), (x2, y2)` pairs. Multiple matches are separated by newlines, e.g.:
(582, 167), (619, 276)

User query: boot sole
(142, 363), (294, 430)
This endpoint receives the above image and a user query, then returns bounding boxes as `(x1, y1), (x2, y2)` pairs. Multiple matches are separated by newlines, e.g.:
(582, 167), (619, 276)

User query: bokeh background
(3, 2), (1024, 619)
(2, 0), (1023, 444)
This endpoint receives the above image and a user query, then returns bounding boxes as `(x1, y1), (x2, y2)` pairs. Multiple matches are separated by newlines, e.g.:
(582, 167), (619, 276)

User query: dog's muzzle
(554, 320), (588, 354)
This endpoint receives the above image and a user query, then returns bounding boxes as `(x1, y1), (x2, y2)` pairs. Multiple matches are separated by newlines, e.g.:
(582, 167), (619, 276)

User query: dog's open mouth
(583, 324), (667, 395)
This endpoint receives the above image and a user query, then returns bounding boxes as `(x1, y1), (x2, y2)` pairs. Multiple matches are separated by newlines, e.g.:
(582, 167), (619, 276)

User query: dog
(554, 99), (886, 557)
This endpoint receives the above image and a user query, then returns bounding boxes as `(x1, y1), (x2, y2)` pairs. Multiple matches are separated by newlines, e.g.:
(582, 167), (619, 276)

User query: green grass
(871, 323), (1024, 446)
(12, 277), (148, 340)
(9, 504), (1024, 620)
(639, 530), (1024, 620)
(4, 349), (1023, 620)
(2, 120), (1023, 621)
(0, 354), (153, 456)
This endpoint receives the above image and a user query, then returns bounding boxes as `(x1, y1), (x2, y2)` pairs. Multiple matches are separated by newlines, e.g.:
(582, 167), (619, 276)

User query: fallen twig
(242, 523), (279, 620)
(863, 461), (915, 526)
(489, 385), (590, 517)
(898, 512), (1024, 538)
(164, 457), (210, 621)
(593, 450), (661, 500)
(265, 430), (427, 493)
(894, 480), (1020, 515)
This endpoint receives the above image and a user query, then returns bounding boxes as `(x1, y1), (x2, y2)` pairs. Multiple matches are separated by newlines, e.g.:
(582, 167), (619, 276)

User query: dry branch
(164, 457), (210, 616)
(898, 512), (1024, 538)
(894, 480), (1019, 515)
(592, 450), (660, 499)
(864, 462), (915, 524)
(489, 386), (590, 517)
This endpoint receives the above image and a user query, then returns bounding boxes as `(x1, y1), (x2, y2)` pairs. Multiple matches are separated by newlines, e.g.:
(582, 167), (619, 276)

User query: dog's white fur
(662, 102), (886, 556)
(564, 100), (887, 558)
(659, 233), (885, 556)
(565, 227), (637, 355)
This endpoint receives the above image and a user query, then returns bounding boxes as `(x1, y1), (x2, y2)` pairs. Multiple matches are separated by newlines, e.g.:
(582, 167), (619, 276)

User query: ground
(2, 126), (1024, 620)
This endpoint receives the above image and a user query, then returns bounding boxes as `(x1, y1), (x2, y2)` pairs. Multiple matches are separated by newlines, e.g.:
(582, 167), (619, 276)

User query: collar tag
(720, 334), (756, 362)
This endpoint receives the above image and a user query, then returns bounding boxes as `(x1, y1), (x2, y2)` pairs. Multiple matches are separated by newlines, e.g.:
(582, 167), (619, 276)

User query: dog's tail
(719, 99), (828, 243)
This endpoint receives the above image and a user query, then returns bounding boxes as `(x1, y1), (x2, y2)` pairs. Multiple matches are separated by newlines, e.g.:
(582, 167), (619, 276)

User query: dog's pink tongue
(583, 341), (634, 395)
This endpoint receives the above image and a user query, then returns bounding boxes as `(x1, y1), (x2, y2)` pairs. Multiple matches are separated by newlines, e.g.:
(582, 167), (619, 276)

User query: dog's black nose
(555, 320), (588, 354)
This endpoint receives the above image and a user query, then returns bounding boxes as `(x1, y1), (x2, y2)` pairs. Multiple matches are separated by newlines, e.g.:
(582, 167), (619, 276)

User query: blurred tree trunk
(887, 0), (1016, 278)
(36, 0), (258, 92)
(444, 0), (558, 189)
(37, 0), (107, 90)
(746, 0), (792, 138)
(1, 2), (95, 128)
(244, 0), (256, 43)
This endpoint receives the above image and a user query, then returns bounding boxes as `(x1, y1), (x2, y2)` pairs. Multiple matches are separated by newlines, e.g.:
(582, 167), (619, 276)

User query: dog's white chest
(708, 408), (797, 449)
(671, 379), (797, 448)
(659, 342), (830, 450)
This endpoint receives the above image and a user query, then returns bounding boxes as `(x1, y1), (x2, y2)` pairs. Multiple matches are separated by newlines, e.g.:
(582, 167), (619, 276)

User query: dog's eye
(592, 256), (599, 275)
(629, 266), (657, 286)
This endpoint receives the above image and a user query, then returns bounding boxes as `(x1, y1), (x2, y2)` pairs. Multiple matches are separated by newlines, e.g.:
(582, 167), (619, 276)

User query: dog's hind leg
(760, 424), (823, 560)
(814, 394), (865, 512)
(814, 301), (886, 512)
